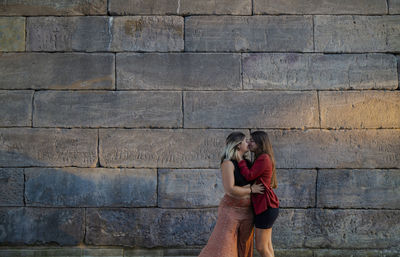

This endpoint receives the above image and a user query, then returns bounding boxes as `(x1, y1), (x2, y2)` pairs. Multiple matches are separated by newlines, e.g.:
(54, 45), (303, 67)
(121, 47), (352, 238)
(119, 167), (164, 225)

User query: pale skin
(221, 137), (265, 199)
(237, 136), (276, 257)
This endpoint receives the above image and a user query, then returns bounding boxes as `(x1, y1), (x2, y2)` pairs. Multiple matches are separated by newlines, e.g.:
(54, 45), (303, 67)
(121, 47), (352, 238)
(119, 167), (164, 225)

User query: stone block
(185, 16), (313, 52)
(179, 0), (251, 15)
(0, 17), (25, 52)
(243, 53), (398, 90)
(0, 0), (107, 15)
(184, 91), (319, 128)
(320, 91), (400, 128)
(0, 91), (33, 126)
(315, 15), (400, 52)
(317, 169), (400, 209)
(0, 128), (97, 167)
(83, 248), (123, 257)
(305, 209), (400, 249)
(0, 207), (84, 245)
(158, 169), (224, 208)
(99, 129), (247, 168)
(0, 168), (23, 206)
(389, 0), (400, 14)
(111, 16), (184, 52)
(85, 208), (217, 247)
(25, 168), (157, 207)
(0, 53), (114, 90)
(109, 0), (252, 15)
(108, 0), (177, 15)
(27, 17), (112, 52)
(116, 53), (241, 90)
(263, 129), (400, 169)
(314, 249), (384, 257)
(33, 91), (182, 128)
(0, 248), (82, 257)
(254, 0), (387, 14)
(272, 209), (314, 248)
(273, 249), (313, 257)
(274, 169), (316, 208)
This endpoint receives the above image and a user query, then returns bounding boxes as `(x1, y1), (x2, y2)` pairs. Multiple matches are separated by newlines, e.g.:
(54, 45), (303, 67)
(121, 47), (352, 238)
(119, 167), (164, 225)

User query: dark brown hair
(251, 131), (277, 188)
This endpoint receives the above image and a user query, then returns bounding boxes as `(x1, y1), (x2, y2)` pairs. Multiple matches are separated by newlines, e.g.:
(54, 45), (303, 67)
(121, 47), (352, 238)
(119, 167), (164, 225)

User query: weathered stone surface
(0, 207), (84, 245)
(125, 248), (163, 257)
(184, 91), (319, 128)
(33, 91), (182, 128)
(254, 0), (387, 14)
(179, 0), (251, 15)
(243, 53), (398, 90)
(109, 0), (251, 15)
(314, 249), (385, 257)
(317, 169), (400, 209)
(315, 15), (400, 52)
(25, 168), (157, 207)
(389, 0), (400, 14)
(27, 17), (112, 52)
(274, 169), (316, 208)
(85, 208), (217, 247)
(111, 16), (184, 52)
(306, 209), (400, 249)
(272, 209), (313, 248)
(0, 128), (97, 167)
(0, 248), (82, 257)
(273, 249), (313, 257)
(108, 0), (178, 15)
(0, 17), (25, 52)
(158, 169), (224, 208)
(0, 168), (23, 206)
(99, 129), (247, 168)
(117, 53), (241, 90)
(0, 91), (33, 126)
(185, 16), (313, 52)
(263, 129), (400, 169)
(82, 248), (123, 257)
(0, 53), (114, 90)
(0, 0), (107, 15)
(320, 91), (400, 128)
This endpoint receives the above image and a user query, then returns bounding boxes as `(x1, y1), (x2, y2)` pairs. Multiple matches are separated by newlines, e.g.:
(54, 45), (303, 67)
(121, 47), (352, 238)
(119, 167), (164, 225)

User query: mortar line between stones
(240, 53), (244, 89)
(83, 207), (87, 244)
(312, 15), (315, 52)
(114, 52), (117, 90)
(24, 17), (27, 51)
(97, 129), (101, 167)
(183, 16), (186, 51)
(31, 91), (35, 127)
(315, 168), (319, 208)
(317, 90), (322, 128)
(156, 168), (160, 207)
(182, 91), (185, 128)
(23, 169), (26, 206)
(251, 0), (254, 15)
(386, 0), (390, 14)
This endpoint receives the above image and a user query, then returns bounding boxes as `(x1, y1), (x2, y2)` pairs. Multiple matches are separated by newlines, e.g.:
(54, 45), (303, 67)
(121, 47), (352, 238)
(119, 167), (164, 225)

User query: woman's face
(237, 137), (249, 153)
(247, 137), (257, 152)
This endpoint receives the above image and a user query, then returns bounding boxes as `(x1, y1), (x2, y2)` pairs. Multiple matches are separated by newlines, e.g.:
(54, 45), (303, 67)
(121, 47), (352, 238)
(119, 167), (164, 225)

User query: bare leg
(255, 228), (274, 257)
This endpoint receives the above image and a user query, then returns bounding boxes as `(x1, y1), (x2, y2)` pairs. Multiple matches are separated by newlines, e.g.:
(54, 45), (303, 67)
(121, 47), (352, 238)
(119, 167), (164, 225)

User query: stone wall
(0, 0), (399, 256)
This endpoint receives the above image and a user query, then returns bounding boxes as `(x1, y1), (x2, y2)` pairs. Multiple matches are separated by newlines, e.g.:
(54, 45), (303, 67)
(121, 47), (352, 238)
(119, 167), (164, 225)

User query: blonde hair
(220, 132), (245, 164)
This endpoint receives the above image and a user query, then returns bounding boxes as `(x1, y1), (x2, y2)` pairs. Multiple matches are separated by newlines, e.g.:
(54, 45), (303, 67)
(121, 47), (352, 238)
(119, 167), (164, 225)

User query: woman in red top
(236, 131), (279, 257)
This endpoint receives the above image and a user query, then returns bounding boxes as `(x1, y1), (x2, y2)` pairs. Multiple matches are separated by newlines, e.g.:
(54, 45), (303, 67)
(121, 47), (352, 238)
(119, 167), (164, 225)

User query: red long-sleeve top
(238, 153), (279, 215)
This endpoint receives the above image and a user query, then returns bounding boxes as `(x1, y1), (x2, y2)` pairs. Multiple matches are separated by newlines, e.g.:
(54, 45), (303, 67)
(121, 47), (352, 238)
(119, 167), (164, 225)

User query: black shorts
(254, 207), (279, 229)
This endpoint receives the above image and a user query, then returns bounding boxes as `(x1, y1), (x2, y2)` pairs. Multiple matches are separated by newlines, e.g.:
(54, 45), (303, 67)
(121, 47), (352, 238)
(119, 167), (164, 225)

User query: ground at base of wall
(0, 247), (399, 257)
